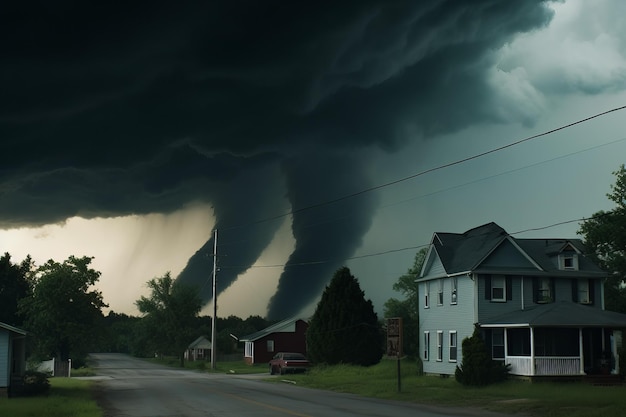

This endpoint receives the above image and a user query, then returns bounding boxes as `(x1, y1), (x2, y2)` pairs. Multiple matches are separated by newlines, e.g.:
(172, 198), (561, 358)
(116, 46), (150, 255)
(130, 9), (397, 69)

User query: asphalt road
(90, 353), (510, 417)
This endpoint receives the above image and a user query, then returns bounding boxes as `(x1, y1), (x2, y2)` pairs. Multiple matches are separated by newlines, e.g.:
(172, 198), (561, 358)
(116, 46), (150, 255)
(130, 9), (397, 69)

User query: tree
(455, 327), (509, 386)
(383, 247), (427, 358)
(0, 252), (34, 326)
(135, 272), (202, 366)
(579, 164), (626, 313)
(307, 266), (383, 366)
(19, 256), (107, 365)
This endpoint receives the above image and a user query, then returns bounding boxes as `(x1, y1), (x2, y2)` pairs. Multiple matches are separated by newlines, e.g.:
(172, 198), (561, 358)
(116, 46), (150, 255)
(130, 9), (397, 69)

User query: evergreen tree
(307, 266), (383, 366)
(0, 252), (34, 326)
(579, 164), (626, 313)
(455, 327), (509, 386)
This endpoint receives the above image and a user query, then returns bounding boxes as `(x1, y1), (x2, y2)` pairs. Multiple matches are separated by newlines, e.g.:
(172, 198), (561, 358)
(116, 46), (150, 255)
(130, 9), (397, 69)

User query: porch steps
(584, 374), (622, 386)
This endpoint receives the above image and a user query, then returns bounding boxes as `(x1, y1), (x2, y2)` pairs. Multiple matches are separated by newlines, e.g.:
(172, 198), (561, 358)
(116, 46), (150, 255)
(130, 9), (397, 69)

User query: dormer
(557, 242), (580, 271)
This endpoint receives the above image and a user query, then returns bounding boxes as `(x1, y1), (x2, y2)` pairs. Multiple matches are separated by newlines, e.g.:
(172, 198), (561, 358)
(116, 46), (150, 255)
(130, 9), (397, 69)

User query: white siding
(420, 276), (475, 375)
(422, 254), (446, 279)
(0, 330), (8, 387)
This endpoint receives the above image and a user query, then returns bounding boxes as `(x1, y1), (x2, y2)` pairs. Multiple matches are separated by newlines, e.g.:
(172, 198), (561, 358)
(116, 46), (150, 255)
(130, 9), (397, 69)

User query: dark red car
(269, 352), (311, 375)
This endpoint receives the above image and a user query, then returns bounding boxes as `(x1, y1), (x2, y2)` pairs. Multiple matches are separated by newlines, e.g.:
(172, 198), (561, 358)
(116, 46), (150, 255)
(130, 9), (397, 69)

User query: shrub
(455, 327), (509, 386)
(20, 371), (50, 396)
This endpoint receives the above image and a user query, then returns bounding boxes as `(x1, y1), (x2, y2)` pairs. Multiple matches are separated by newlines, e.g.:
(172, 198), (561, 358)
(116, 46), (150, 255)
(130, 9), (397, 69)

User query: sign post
(386, 317), (403, 392)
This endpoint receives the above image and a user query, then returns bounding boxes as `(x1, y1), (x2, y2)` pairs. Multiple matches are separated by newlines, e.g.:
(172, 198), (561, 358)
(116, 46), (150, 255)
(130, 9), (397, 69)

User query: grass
(145, 356), (269, 374)
(0, 378), (102, 417)
(278, 358), (626, 417)
(6, 357), (623, 417)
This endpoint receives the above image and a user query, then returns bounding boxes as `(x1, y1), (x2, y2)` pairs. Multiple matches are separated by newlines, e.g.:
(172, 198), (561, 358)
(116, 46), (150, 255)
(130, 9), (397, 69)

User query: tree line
(2, 164), (626, 372)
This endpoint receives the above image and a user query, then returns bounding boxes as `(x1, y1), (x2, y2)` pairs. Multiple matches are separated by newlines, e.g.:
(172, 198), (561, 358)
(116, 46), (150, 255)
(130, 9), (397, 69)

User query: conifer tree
(307, 267), (383, 366)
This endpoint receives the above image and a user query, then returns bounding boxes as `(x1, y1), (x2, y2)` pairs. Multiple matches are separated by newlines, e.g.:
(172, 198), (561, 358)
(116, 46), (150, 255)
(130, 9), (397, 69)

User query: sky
(1, 0), (626, 320)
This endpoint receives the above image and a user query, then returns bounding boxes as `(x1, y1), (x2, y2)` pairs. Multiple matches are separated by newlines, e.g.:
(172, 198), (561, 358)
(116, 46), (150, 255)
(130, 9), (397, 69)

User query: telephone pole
(210, 228), (218, 370)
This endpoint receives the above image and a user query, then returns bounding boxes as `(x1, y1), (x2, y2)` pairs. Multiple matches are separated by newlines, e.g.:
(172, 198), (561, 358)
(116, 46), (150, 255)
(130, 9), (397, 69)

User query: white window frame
(538, 278), (551, 303)
(267, 340), (274, 352)
(491, 275), (506, 302)
(492, 329), (505, 360)
(244, 341), (254, 358)
(451, 276), (458, 305)
(423, 331), (430, 361)
(578, 280), (591, 304)
(560, 253), (579, 270)
(437, 279), (444, 306)
(436, 331), (443, 362)
(449, 331), (457, 362)
(424, 282), (430, 308)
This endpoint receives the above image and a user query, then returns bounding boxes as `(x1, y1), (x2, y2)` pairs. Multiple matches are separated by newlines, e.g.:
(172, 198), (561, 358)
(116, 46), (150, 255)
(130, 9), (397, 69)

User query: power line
(223, 105), (626, 232)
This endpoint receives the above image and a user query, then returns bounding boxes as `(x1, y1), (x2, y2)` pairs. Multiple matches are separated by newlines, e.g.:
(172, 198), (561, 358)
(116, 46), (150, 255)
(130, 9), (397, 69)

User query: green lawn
(3, 358), (624, 417)
(0, 378), (102, 417)
(146, 356), (269, 374)
(279, 358), (626, 417)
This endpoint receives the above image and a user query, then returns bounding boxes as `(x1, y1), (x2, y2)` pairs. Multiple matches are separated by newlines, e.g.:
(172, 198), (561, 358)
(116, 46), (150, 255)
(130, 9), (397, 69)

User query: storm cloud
(1, 1), (558, 318)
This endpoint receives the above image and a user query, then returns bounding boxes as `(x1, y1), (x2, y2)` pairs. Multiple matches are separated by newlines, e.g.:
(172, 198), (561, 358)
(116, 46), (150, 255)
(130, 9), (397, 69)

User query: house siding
(420, 277), (474, 375)
(247, 320), (308, 365)
(478, 274), (522, 322)
(479, 275), (605, 323)
(0, 329), (9, 388)
(422, 254), (446, 280)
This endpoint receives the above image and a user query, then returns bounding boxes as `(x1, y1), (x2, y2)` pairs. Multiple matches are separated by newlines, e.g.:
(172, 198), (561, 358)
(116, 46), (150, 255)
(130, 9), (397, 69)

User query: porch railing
(506, 356), (581, 376)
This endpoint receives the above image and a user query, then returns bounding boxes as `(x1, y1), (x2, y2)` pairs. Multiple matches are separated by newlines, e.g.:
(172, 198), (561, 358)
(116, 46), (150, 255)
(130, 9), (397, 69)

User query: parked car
(269, 352), (310, 375)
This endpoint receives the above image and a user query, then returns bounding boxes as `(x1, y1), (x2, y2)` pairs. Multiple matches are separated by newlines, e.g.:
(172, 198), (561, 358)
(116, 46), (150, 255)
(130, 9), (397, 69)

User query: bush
(455, 327), (509, 386)
(20, 371), (50, 396)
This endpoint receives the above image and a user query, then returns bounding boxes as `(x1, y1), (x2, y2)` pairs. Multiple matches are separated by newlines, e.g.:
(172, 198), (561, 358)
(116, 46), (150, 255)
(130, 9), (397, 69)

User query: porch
(493, 327), (619, 377)
(481, 302), (626, 377)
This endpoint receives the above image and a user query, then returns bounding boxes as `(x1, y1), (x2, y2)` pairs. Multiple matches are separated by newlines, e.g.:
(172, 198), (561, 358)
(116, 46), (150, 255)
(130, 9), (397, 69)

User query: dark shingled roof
(481, 302), (626, 328)
(434, 222), (507, 273)
(431, 222), (606, 276)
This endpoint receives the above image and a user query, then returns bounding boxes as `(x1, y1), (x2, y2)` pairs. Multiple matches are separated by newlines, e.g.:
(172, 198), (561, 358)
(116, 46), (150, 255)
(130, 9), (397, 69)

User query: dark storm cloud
(1, 1), (555, 317)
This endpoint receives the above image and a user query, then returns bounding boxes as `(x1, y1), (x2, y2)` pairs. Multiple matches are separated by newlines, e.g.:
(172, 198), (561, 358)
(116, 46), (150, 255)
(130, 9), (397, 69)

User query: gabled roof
(0, 321), (27, 335)
(187, 336), (211, 349)
(239, 317), (306, 342)
(481, 302), (626, 328)
(432, 222), (509, 273)
(424, 222), (606, 278)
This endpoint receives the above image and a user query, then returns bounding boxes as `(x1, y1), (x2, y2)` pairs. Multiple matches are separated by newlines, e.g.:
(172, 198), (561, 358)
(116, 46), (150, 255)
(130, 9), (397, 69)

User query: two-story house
(418, 222), (626, 378)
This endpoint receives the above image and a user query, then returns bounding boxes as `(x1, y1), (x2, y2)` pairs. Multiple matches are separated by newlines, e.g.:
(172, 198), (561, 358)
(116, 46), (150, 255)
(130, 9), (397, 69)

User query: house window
(451, 276), (458, 304)
(424, 282), (430, 308)
(491, 276), (506, 302)
(437, 279), (444, 305)
(560, 253), (579, 270)
(578, 280), (590, 304)
(537, 278), (552, 303)
(492, 329), (505, 360)
(437, 331), (443, 362)
(267, 340), (274, 352)
(423, 331), (430, 361)
(449, 331), (457, 362)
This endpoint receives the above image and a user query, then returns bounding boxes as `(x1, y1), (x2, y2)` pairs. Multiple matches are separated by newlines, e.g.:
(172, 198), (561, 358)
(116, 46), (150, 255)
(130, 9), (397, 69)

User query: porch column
(530, 327), (535, 376)
(579, 328), (584, 375)
(504, 328), (508, 358)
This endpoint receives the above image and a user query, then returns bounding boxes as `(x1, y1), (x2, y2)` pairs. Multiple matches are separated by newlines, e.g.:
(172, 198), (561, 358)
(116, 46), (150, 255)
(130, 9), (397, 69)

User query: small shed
(0, 322), (27, 398)
(184, 336), (212, 361)
(240, 318), (308, 365)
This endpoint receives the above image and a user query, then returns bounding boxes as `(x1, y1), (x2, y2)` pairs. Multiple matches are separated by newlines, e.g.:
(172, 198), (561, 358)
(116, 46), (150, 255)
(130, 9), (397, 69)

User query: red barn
(240, 318), (308, 365)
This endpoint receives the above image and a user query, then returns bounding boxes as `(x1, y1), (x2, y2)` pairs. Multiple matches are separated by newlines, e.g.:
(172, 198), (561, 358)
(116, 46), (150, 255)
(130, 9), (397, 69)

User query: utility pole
(210, 228), (218, 370)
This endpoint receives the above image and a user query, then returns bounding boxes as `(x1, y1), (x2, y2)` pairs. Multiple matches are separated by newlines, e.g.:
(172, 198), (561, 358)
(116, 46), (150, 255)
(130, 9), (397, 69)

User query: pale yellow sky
(0, 202), (299, 318)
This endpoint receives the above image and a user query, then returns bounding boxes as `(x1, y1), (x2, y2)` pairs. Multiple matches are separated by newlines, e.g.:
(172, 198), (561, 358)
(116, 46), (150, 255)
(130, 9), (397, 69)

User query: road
(91, 353), (510, 417)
